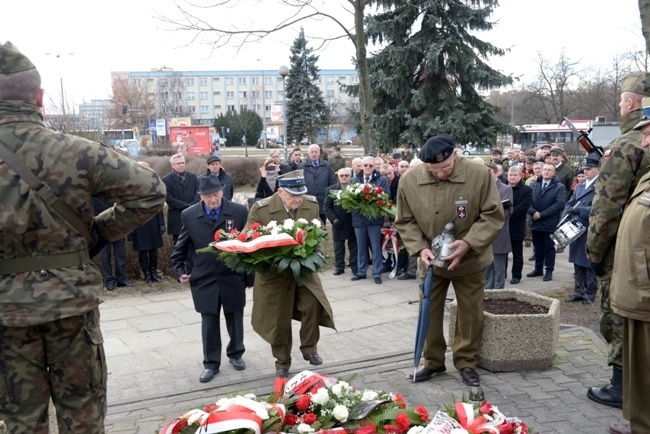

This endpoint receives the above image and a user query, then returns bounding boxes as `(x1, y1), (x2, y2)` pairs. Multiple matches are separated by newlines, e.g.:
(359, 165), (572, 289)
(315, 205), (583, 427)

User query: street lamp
(279, 65), (289, 161)
(45, 52), (74, 116)
(257, 59), (267, 150)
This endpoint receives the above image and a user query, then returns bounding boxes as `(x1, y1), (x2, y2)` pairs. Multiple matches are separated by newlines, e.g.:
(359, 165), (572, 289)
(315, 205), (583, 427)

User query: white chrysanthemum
(255, 408), (269, 420)
(354, 186), (362, 194)
(297, 423), (315, 433)
(407, 426), (425, 434)
(311, 219), (322, 227)
(270, 226), (282, 235)
(331, 381), (351, 397)
(267, 220), (277, 228)
(361, 390), (379, 401)
(311, 387), (330, 405)
(243, 393), (256, 400)
(332, 404), (349, 422)
(297, 218), (308, 224)
(283, 219), (294, 230)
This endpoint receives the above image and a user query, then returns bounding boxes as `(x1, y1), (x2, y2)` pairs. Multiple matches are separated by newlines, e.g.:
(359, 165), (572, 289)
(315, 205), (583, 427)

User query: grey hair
(508, 165), (522, 174)
(170, 153), (185, 163)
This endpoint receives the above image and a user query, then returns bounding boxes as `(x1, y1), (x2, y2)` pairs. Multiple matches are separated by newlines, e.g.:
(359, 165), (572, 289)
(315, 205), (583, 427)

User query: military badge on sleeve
(226, 219), (234, 231)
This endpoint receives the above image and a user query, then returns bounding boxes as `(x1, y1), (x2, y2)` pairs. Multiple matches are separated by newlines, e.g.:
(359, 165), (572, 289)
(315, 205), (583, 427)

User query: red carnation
(251, 232), (261, 240)
(365, 195), (372, 201)
(285, 414), (299, 426)
(295, 395), (312, 411)
(377, 200), (383, 207)
(204, 403), (217, 413)
(237, 232), (248, 242)
(383, 424), (402, 434)
(250, 222), (261, 230)
(302, 413), (317, 424)
(394, 393), (406, 409)
(395, 413), (410, 431)
(375, 187), (384, 194)
(356, 425), (377, 434)
(414, 405), (429, 422)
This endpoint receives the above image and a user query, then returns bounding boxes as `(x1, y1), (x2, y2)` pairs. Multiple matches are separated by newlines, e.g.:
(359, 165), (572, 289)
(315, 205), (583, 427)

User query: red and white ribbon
(381, 224), (400, 279)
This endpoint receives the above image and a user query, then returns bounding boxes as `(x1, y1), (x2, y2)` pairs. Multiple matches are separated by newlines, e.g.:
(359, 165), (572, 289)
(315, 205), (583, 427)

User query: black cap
(207, 155), (221, 164)
(391, 152), (401, 159)
(198, 175), (224, 195)
(420, 134), (455, 163)
(525, 156), (537, 164)
(540, 144), (552, 150)
(549, 146), (563, 155)
(582, 152), (601, 169)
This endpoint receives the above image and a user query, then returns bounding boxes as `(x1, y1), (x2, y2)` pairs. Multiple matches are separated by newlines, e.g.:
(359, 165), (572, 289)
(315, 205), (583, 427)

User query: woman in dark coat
(133, 161), (166, 283)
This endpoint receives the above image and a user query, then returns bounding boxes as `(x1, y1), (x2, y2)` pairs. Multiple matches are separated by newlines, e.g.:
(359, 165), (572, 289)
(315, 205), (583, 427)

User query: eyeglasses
(363, 164), (374, 167)
(338, 174), (350, 177)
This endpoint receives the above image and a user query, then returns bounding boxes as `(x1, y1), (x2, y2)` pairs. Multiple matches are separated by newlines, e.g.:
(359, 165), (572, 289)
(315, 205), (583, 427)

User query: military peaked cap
(277, 169), (308, 195)
(634, 96), (650, 130)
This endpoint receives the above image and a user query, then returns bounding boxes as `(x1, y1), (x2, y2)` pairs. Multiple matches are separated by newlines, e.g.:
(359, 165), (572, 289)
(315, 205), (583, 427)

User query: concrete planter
(449, 288), (560, 372)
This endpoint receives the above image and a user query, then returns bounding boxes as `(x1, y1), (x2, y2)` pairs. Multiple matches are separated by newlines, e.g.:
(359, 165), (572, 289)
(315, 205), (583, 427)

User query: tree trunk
(641, 0), (650, 55)
(354, 0), (375, 154)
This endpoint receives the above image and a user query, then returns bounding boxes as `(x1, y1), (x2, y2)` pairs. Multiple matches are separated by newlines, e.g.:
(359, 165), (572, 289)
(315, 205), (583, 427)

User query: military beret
(620, 71), (650, 97)
(525, 156), (537, 164)
(634, 96), (650, 130)
(420, 134), (455, 163)
(0, 41), (36, 75)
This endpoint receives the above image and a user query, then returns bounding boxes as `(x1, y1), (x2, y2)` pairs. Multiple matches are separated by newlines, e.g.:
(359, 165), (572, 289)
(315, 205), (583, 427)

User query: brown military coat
(395, 156), (504, 279)
(245, 193), (335, 345)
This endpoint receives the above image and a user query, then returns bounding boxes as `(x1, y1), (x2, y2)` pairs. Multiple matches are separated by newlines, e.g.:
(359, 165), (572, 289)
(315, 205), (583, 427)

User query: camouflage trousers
(0, 308), (107, 434)
(598, 275), (624, 366)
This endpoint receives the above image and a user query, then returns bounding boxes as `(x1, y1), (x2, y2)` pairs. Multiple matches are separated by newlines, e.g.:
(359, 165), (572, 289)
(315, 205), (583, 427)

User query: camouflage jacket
(0, 101), (166, 327)
(586, 109), (650, 267)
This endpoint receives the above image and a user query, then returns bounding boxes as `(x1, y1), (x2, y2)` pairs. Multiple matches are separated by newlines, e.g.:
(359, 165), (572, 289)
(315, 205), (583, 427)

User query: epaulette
(304, 194), (318, 203)
(256, 199), (269, 207)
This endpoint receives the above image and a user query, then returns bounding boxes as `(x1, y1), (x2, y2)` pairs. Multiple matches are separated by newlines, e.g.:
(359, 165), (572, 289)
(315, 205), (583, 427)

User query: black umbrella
(413, 266), (434, 381)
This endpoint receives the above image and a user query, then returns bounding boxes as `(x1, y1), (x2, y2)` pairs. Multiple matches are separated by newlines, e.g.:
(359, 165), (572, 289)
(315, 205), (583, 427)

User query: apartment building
(110, 67), (360, 141)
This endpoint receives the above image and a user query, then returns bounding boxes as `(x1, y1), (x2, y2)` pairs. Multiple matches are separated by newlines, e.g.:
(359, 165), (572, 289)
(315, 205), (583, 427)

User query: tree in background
(213, 109), (263, 149)
(366, 0), (513, 150)
(285, 28), (330, 144)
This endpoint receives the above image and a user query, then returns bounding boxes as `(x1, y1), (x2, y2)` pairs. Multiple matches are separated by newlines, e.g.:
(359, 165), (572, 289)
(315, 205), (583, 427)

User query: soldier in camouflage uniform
(0, 42), (166, 433)
(586, 72), (650, 411)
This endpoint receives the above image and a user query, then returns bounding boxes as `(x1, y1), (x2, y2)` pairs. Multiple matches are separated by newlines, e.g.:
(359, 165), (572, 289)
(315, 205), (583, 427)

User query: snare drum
(550, 217), (586, 249)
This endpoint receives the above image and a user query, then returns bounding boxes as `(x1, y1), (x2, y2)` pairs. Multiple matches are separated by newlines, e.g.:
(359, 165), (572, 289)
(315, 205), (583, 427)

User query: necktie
(542, 183), (548, 190)
(365, 177), (370, 184)
(179, 174), (186, 185)
(209, 209), (218, 221)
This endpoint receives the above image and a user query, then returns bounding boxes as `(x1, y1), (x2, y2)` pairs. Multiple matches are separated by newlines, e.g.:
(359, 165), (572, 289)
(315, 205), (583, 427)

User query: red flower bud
(295, 395), (312, 411)
(387, 203), (393, 209)
(251, 232), (261, 240)
(377, 200), (383, 207)
(285, 414), (299, 426)
(415, 405), (429, 422)
(237, 232), (248, 242)
(250, 222), (261, 230)
(302, 413), (317, 424)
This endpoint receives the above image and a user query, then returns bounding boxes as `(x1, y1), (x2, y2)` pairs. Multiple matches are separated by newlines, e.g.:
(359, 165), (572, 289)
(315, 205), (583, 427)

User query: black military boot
(150, 253), (163, 282)
(587, 365), (623, 409)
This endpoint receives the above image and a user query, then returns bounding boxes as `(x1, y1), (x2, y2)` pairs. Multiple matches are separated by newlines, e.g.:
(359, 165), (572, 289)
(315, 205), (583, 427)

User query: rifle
(563, 117), (604, 158)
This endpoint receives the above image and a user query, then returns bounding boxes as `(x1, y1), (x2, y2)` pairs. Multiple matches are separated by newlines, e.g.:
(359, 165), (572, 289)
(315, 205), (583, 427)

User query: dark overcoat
(245, 193), (336, 345)
(528, 176), (566, 233)
(562, 179), (596, 267)
(323, 183), (355, 241)
(299, 159), (335, 212)
(509, 180), (532, 242)
(162, 171), (200, 236)
(132, 211), (165, 251)
(171, 199), (249, 315)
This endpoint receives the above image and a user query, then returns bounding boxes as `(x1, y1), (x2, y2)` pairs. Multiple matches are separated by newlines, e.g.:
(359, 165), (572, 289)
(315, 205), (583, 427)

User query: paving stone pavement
(96, 248), (626, 433)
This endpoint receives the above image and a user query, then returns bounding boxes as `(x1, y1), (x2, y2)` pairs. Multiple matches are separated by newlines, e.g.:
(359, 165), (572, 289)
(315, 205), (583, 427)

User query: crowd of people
(3, 42), (650, 434)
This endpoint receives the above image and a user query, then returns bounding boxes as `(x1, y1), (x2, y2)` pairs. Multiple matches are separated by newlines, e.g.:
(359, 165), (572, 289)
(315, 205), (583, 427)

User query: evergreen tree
(366, 0), (513, 150)
(286, 28), (330, 144)
(213, 109), (263, 147)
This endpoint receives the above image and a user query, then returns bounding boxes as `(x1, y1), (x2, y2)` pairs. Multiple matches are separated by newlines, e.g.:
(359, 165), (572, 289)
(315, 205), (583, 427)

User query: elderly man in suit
(484, 162), (513, 289)
(171, 175), (250, 383)
(507, 165), (532, 285)
(324, 167), (358, 276)
(300, 144), (335, 225)
(563, 153), (600, 304)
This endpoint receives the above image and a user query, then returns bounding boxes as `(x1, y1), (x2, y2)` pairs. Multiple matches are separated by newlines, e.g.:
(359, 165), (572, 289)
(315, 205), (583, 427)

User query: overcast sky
(2, 0), (643, 110)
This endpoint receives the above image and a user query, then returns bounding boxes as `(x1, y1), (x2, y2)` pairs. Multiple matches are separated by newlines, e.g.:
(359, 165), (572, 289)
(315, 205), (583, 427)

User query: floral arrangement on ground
(159, 371), (530, 434)
(197, 218), (328, 283)
(330, 183), (396, 220)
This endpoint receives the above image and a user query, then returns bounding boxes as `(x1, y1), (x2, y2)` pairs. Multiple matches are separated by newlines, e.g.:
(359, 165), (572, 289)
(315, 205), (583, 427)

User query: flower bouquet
(197, 218), (328, 283)
(159, 371), (530, 434)
(330, 183), (396, 220)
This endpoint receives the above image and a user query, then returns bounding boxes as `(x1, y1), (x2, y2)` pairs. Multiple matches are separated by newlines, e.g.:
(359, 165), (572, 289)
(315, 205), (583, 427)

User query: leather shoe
(333, 270), (344, 276)
(509, 278), (520, 284)
(117, 281), (134, 288)
(303, 353), (323, 365)
(526, 270), (543, 278)
(229, 357), (246, 370)
(398, 274), (416, 280)
(105, 281), (115, 291)
(276, 369), (289, 379)
(374, 277), (382, 284)
(199, 368), (218, 383)
(565, 294), (584, 303)
(609, 423), (631, 434)
(543, 271), (553, 281)
(408, 365), (446, 382)
(351, 275), (366, 281)
(459, 367), (480, 387)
